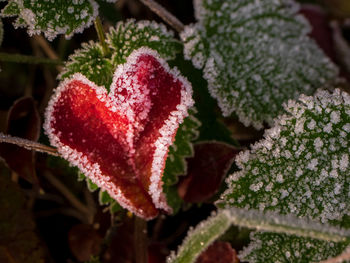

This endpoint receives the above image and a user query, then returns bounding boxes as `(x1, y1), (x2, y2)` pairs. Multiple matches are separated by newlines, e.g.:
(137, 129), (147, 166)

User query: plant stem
(43, 171), (93, 223)
(0, 52), (62, 65)
(0, 133), (59, 157)
(134, 216), (148, 263)
(32, 35), (63, 71)
(94, 17), (110, 57)
(139, 0), (185, 33)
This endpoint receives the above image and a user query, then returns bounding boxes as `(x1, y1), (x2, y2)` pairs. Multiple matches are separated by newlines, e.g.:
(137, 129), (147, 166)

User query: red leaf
(45, 48), (193, 220)
(196, 241), (239, 263)
(0, 97), (40, 183)
(178, 142), (238, 203)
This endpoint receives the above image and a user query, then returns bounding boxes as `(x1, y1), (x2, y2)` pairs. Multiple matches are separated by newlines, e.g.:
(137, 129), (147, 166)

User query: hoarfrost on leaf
(219, 89), (350, 223)
(240, 232), (348, 263)
(181, 0), (338, 129)
(218, 88), (350, 262)
(59, 20), (198, 214)
(45, 48), (194, 219)
(1, 0), (99, 40)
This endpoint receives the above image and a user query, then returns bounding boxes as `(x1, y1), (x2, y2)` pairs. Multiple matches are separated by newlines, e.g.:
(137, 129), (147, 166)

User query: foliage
(181, 0), (338, 129)
(2, 0), (350, 262)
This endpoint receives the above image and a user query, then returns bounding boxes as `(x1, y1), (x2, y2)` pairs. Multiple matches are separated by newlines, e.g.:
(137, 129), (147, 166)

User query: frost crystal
(181, 0), (338, 129)
(219, 89), (350, 223)
(1, 0), (99, 40)
(45, 48), (194, 219)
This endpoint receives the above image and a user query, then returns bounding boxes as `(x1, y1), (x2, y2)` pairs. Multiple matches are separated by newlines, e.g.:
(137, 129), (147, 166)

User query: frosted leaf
(1, 0), (99, 40)
(59, 20), (198, 213)
(162, 108), (200, 213)
(167, 210), (232, 263)
(45, 48), (194, 219)
(60, 19), (182, 88)
(240, 231), (348, 263)
(181, 0), (338, 129)
(219, 89), (350, 223)
(107, 19), (181, 65)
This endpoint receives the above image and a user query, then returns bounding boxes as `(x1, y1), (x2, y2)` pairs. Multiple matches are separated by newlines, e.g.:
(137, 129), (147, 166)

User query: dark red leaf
(45, 48), (193, 220)
(178, 142), (238, 203)
(68, 224), (102, 262)
(196, 241), (239, 263)
(0, 97), (40, 183)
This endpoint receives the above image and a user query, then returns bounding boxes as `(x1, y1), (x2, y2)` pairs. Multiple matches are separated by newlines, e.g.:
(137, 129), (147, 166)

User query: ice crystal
(0, 0), (103, 40)
(219, 89), (350, 223)
(240, 232), (348, 263)
(181, 0), (338, 129)
(45, 48), (194, 219)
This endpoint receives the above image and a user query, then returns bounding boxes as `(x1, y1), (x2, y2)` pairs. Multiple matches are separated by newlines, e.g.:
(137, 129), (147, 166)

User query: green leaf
(60, 20), (198, 215)
(181, 0), (338, 129)
(60, 19), (182, 88)
(240, 231), (348, 263)
(219, 89), (350, 223)
(167, 210), (232, 263)
(162, 108), (200, 213)
(107, 19), (182, 66)
(1, 0), (99, 40)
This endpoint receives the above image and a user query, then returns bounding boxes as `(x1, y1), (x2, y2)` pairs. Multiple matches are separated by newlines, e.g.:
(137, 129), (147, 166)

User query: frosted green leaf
(240, 231), (349, 263)
(181, 0), (338, 129)
(60, 20), (197, 214)
(219, 89), (350, 223)
(1, 0), (99, 40)
(163, 108), (201, 213)
(167, 210), (232, 263)
(59, 41), (114, 87)
(60, 19), (182, 88)
(107, 19), (182, 66)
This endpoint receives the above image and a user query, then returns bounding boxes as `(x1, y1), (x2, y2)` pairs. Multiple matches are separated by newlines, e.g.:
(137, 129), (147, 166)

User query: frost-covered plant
(1, 0), (117, 40)
(181, 0), (338, 129)
(2, 0), (350, 262)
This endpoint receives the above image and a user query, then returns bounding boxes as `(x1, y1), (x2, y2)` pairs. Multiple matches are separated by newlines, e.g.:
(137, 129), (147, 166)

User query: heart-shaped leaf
(45, 48), (193, 219)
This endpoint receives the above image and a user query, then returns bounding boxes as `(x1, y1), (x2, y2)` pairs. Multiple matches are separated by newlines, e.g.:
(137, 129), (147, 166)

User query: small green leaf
(107, 19), (182, 66)
(162, 109), (200, 213)
(181, 0), (338, 129)
(86, 179), (98, 192)
(1, 0), (99, 40)
(167, 210), (232, 263)
(240, 231), (348, 263)
(99, 191), (113, 205)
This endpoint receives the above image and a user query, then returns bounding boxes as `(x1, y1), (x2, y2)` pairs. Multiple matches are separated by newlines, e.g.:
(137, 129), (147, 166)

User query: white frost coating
(43, 73), (155, 219)
(220, 89), (350, 223)
(1, 0), (99, 41)
(110, 47), (194, 212)
(181, 0), (338, 129)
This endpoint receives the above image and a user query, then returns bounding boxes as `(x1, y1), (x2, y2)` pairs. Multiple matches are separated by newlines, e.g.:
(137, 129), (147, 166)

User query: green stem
(0, 52), (62, 65)
(94, 17), (110, 57)
(168, 211), (232, 263)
